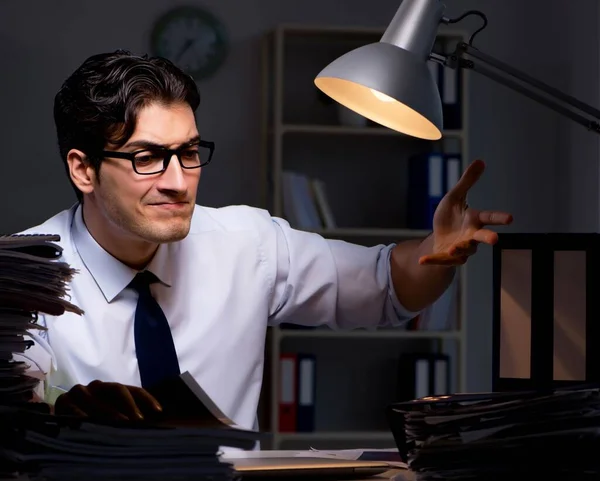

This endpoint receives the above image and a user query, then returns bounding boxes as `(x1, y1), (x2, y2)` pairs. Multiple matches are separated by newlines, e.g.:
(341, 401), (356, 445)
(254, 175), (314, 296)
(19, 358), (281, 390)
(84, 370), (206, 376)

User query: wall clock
(150, 6), (229, 81)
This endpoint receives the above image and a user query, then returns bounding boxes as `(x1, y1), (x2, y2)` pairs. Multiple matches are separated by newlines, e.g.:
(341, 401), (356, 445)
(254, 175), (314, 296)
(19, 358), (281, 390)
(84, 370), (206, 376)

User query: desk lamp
(314, 0), (600, 140)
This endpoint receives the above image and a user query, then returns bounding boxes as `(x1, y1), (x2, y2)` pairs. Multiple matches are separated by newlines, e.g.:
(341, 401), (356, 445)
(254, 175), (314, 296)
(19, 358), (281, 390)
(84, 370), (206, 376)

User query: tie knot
(128, 270), (159, 294)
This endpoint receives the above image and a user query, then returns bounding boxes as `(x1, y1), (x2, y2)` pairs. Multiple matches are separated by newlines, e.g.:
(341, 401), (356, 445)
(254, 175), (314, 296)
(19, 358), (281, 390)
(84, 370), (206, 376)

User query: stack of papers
(391, 386), (600, 480)
(0, 404), (261, 481)
(0, 234), (82, 404)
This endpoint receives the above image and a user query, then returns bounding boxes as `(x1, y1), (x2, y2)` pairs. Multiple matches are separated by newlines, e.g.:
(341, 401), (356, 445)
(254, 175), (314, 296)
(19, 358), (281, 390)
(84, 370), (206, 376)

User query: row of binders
(278, 352), (316, 432)
(277, 350), (452, 433)
(407, 152), (462, 230)
(0, 234), (263, 481)
(396, 353), (451, 403)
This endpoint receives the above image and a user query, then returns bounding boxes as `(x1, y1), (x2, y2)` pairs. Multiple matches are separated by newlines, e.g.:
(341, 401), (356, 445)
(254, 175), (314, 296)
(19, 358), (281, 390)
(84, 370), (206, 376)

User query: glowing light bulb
(370, 88), (395, 103)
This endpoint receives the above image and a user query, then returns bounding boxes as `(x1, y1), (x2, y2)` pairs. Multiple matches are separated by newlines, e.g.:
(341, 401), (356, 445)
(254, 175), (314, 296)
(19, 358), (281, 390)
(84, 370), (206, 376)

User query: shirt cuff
(386, 244), (421, 325)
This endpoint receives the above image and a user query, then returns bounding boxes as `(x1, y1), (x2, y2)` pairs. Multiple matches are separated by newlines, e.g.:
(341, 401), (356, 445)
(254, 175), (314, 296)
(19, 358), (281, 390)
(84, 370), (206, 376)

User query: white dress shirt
(16, 203), (416, 432)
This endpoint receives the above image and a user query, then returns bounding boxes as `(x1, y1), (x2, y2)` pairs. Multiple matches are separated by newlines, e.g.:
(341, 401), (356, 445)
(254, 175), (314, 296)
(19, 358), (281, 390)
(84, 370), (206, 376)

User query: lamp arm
(436, 41), (600, 134)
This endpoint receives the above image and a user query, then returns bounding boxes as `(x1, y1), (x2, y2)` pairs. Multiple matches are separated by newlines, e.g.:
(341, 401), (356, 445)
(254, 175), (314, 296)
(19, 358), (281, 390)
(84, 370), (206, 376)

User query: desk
(245, 469), (412, 481)
(358, 469), (413, 481)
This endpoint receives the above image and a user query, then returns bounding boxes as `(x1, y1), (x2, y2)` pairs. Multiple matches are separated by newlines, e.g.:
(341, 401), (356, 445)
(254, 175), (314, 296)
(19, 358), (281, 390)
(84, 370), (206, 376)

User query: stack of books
(389, 386), (600, 480)
(0, 235), (262, 480)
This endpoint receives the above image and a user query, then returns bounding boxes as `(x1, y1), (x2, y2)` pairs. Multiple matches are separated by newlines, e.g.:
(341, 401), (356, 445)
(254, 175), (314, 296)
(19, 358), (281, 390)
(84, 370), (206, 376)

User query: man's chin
(140, 219), (192, 244)
(146, 230), (190, 244)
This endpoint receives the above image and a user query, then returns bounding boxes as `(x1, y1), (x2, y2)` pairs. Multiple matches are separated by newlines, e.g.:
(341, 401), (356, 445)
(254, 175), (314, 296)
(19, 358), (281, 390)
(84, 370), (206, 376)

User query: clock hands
(176, 39), (195, 63)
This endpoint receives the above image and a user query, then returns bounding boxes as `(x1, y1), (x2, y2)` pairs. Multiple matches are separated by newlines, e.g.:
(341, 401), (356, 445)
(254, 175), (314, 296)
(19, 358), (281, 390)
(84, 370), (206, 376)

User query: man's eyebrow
(123, 135), (201, 150)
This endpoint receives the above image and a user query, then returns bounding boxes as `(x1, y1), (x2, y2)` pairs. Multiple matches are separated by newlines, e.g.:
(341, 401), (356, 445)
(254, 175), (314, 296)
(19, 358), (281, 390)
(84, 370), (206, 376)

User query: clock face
(150, 6), (229, 80)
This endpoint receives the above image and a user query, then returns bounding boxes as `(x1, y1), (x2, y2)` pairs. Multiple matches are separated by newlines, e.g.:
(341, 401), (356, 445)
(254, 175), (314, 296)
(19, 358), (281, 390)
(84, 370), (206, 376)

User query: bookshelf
(259, 23), (470, 450)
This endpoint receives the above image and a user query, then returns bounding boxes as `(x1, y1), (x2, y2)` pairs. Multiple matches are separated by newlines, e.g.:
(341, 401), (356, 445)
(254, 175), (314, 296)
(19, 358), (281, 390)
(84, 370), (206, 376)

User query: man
(18, 50), (512, 429)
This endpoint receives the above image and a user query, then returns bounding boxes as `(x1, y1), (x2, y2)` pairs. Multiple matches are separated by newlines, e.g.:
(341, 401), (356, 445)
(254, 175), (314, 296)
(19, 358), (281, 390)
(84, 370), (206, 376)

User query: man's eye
(135, 152), (162, 163)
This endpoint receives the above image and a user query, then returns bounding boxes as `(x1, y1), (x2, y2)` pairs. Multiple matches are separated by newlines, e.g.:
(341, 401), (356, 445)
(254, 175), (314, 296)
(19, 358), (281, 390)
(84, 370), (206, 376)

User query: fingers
(478, 210), (513, 226)
(420, 238), (478, 265)
(448, 239), (478, 257)
(129, 386), (163, 415)
(422, 228), (500, 266)
(54, 393), (88, 417)
(88, 381), (144, 421)
(447, 159), (485, 201)
(54, 381), (163, 423)
(472, 228), (499, 245)
(55, 383), (128, 421)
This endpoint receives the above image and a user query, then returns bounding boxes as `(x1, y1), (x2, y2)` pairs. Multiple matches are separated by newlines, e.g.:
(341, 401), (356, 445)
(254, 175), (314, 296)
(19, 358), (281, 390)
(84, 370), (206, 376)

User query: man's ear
(67, 149), (96, 195)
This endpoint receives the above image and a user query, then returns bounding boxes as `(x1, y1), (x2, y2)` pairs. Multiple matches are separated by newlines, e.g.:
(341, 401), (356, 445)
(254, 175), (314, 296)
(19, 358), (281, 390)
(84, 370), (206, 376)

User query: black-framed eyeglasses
(100, 139), (215, 175)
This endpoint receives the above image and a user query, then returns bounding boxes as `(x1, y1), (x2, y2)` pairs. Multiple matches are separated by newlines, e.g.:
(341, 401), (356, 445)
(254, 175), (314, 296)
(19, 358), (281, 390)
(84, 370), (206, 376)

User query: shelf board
(306, 228), (430, 238)
(275, 431), (394, 441)
(277, 328), (462, 341)
(280, 123), (465, 138)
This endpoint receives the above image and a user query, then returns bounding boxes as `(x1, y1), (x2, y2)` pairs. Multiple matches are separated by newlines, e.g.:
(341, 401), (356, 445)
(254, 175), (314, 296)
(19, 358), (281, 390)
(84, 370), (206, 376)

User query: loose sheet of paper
(303, 447), (408, 468)
(221, 448), (407, 469)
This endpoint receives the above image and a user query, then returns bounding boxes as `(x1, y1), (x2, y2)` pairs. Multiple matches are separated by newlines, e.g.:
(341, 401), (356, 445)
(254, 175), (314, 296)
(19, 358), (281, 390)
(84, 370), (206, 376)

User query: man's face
(89, 101), (201, 244)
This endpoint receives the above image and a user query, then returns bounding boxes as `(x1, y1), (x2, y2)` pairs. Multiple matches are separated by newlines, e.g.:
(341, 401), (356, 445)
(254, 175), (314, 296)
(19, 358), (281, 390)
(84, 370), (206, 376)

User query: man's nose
(156, 154), (187, 193)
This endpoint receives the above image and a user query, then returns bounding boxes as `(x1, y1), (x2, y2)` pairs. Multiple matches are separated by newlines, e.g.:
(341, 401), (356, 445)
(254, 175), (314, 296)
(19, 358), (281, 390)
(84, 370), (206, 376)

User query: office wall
(0, 0), (597, 391)
(553, 1), (600, 232)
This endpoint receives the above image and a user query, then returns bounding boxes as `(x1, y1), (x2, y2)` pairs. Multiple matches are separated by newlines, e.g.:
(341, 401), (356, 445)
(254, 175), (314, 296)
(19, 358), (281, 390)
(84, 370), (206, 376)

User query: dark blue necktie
(130, 271), (180, 389)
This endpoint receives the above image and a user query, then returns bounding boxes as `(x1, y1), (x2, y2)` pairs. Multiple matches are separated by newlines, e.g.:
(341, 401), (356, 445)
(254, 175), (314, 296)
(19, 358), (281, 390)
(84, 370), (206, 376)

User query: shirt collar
(71, 204), (172, 303)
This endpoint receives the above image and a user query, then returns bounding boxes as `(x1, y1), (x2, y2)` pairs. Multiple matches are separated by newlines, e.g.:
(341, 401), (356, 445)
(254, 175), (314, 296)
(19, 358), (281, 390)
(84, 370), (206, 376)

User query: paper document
(221, 448), (408, 469)
(303, 448), (407, 468)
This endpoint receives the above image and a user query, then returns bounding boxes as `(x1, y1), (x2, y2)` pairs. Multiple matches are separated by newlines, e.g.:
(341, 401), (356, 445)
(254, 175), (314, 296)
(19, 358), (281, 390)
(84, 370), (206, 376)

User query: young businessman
(18, 50), (512, 428)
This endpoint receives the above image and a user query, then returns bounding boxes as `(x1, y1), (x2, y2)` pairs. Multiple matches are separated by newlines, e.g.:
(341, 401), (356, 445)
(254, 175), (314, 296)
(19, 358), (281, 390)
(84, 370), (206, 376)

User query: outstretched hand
(418, 159), (513, 266)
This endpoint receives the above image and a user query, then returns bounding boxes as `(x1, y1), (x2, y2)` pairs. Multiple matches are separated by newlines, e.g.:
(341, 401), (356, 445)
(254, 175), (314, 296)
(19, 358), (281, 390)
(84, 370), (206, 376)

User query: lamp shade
(314, 43), (443, 140)
(314, 0), (446, 140)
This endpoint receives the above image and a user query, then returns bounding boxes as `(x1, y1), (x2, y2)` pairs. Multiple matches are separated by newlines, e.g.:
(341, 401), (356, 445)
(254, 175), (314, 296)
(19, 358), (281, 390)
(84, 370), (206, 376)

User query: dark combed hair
(54, 49), (201, 200)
